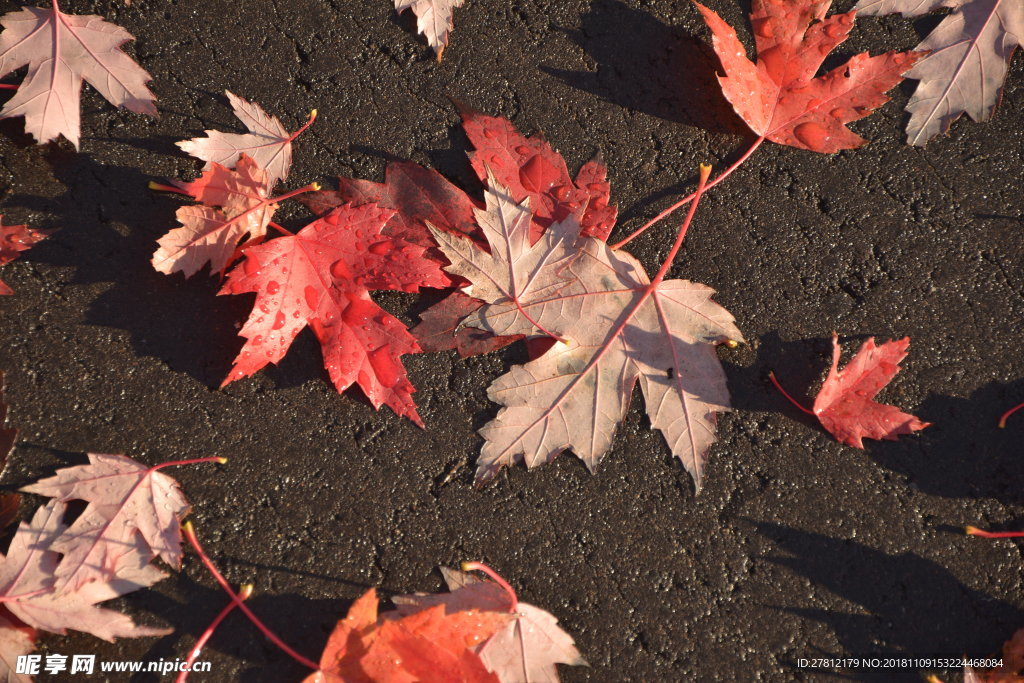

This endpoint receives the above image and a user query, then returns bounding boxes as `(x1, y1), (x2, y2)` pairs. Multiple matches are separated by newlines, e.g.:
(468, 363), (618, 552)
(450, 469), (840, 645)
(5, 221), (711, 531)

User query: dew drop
(515, 145), (531, 155)
(483, 128), (497, 139)
(368, 241), (390, 255)
(252, 335), (264, 346)
(824, 22), (845, 39)
(793, 122), (830, 149)
(266, 280), (280, 295)
(330, 260), (350, 279)
(243, 255), (261, 276)
(755, 22), (772, 38)
(272, 311), (286, 330)
(552, 185), (571, 201)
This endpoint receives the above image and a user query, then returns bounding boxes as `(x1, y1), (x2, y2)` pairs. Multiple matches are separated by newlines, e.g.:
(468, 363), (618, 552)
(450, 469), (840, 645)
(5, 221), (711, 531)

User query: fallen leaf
(0, 219), (47, 296)
(430, 180), (741, 488)
(177, 91), (310, 189)
(694, 0), (923, 152)
(0, 501), (169, 642)
(306, 587), (508, 683)
(151, 155), (275, 278)
(0, 613), (35, 683)
(0, 0), (156, 147)
(411, 291), (522, 356)
(220, 203), (449, 425)
(299, 159), (479, 273)
(459, 103), (617, 241)
(854, 0), (1023, 145)
(395, 0), (465, 60)
(775, 332), (930, 447)
(21, 453), (192, 589)
(394, 567), (586, 683)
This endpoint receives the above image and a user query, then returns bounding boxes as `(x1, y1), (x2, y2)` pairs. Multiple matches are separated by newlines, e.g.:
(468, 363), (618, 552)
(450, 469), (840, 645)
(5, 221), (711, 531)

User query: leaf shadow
(4, 152), (249, 388)
(748, 520), (1024, 679)
(542, 0), (747, 136)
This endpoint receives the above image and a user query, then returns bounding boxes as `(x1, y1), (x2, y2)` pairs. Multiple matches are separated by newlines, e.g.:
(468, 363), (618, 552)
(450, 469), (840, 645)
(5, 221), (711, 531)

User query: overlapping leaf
(0, 0), (156, 147)
(0, 501), (169, 643)
(22, 453), (192, 589)
(0, 218), (47, 296)
(430, 180), (741, 488)
(695, 0), (923, 152)
(151, 155), (275, 278)
(220, 203), (449, 425)
(177, 91), (306, 189)
(394, 567), (586, 683)
(854, 0), (1023, 145)
(306, 587), (509, 682)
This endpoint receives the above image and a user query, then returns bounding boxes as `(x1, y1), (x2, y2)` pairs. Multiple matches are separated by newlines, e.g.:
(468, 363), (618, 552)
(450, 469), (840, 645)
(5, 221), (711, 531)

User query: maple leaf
(395, 0), (465, 60)
(0, 501), (169, 642)
(21, 453), (193, 589)
(151, 155), (278, 278)
(854, 0), (1023, 145)
(0, 0), (156, 147)
(394, 567), (587, 683)
(220, 203), (449, 425)
(0, 612), (34, 683)
(430, 178), (742, 488)
(305, 587), (509, 682)
(459, 104), (617, 241)
(0, 218), (47, 296)
(299, 160), (479, 276)
(771, 332), (930, 447)
(177, 91), (315, 189)
(694, 0), (924, 152)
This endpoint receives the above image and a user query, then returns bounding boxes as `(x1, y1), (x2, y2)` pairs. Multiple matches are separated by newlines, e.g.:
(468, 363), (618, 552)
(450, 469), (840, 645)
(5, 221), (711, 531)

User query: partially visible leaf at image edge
(0, 0), (156, 147)
(854, 0), (1024, 145)
(395, 0), (466, 60)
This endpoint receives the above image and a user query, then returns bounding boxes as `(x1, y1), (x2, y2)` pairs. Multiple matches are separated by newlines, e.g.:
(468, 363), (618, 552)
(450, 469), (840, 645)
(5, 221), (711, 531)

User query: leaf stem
(611, 135), (766, 251)
(151, 456), (227, 472)
(148, 181), (189, 196)
(998, 402), (1024, 428)
(966, 526), (1024, 539)
(768, 371), (815, 416)
(461, 561), (518, 612)
(183, 522), (318, 670)
(0, 84), (18, 91)
(285, 109), (317, 145)
(650, 163), (712, 286)
(176, 585), (252, 683)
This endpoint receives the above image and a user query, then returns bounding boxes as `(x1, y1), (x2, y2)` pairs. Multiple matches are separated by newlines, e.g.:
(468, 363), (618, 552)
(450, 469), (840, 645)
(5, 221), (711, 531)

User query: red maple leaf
(694, 0), (924, 152)
(220, 203), (449, 425)
(0, 218), (47, 296)
(306, 588), (509, 683)
(458, 103), (616, 241)
(771, 332), (930, 447)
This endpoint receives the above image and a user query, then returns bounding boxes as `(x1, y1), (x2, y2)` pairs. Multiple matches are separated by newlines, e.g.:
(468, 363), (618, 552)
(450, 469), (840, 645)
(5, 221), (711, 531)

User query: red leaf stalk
(998, 402), (1024, 428)
(461, 561), (518, 612)
(650, 163), (712, 286)
(767, 371), (815, 416)
(151, 456), (227, 472)
(611, 136), (765, 250)
(182, 522), (318, 670)
(966, 526), (1024, 539)
(176, 584), (253, 683)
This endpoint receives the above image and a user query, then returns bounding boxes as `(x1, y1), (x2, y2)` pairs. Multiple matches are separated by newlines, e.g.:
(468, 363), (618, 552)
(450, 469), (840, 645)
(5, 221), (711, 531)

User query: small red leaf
(810, 332), (930, 447)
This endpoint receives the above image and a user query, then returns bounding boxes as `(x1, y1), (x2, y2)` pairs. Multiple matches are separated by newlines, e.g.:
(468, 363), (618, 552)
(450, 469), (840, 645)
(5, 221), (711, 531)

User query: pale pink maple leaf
(177, 91), (312, 189)
(21, 453), (191, 590)
(0, 614), (34, 683)
(0, 501), (169, 642)
(151, 155), (275, 278)
(0, 0), (156, 148)
(855, 0), (1024, 145)
(430, 180), (742, 489)
(395, 0), (465, 59)
(394, 567), (586, 683)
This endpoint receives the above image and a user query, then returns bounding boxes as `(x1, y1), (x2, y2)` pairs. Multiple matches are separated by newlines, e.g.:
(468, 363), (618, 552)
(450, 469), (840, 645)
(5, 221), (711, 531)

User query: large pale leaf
(854, 0), (1024, 145)
(430, 181), (742, 489)
(395, 0), (465, 59)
